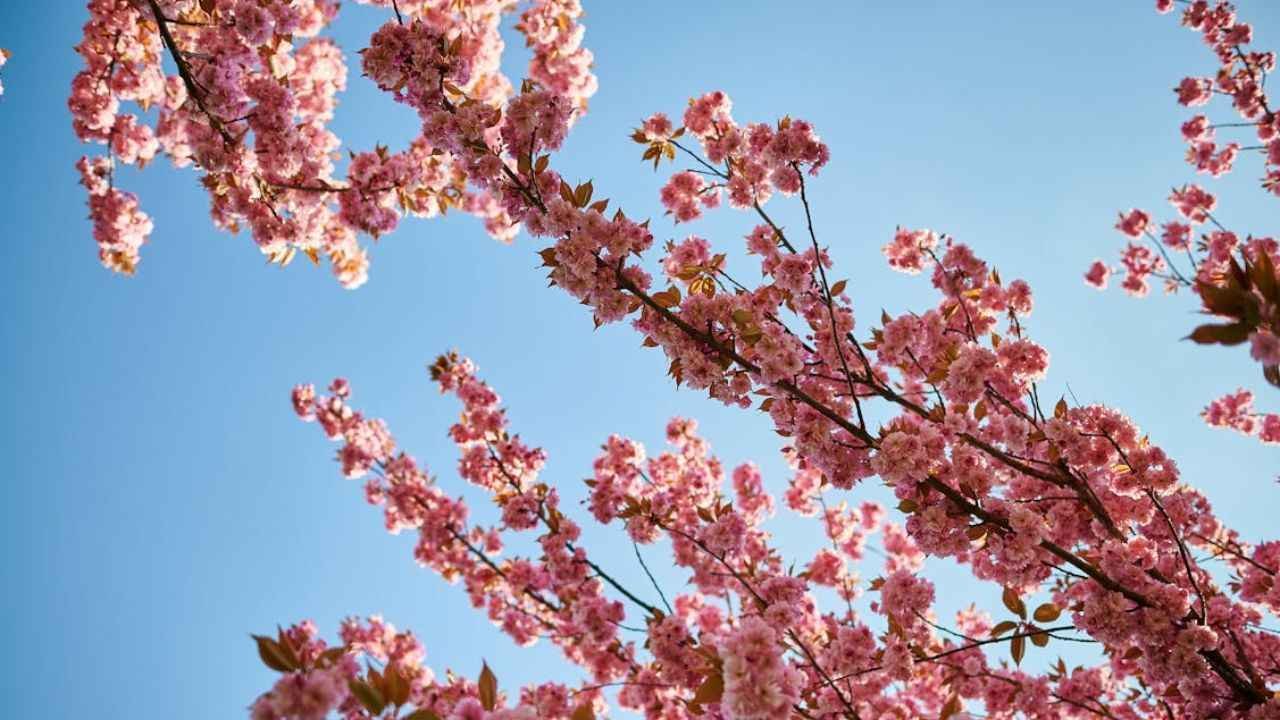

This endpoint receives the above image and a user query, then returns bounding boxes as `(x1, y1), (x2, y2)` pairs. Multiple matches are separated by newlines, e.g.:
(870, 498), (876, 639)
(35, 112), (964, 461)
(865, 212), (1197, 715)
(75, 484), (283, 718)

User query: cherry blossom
(60, 1), (1280, 717)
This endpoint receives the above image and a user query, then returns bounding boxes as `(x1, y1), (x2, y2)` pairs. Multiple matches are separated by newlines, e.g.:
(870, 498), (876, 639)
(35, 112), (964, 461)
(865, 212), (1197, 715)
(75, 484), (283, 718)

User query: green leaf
(403, 710), (444, 720)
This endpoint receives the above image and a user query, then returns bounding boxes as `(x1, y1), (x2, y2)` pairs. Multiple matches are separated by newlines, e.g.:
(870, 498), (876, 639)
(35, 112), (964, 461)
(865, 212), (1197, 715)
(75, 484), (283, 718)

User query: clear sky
(2, 2), (1277, 718)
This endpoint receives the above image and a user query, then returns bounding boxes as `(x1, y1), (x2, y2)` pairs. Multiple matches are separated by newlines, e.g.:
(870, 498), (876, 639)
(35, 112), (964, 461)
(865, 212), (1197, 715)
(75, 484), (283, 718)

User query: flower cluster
(76, 155), (153, 274)
(651, 92), (829, 222)
(1162, 1), (1278, 191)
(1202, 388), (1280, 442)
(277, 334), (1280, 718)
(66, 1), (1280, 717)
(70, 0), (597, 285)
(1095, 178), (1278, 443)
(248, 616), (600, 720)
(1093, 1), (1279, 444)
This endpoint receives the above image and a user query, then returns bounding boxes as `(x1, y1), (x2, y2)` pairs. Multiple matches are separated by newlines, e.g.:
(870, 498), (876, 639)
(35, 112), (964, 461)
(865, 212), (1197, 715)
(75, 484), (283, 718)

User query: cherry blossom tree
(69, 1), (1279, 719)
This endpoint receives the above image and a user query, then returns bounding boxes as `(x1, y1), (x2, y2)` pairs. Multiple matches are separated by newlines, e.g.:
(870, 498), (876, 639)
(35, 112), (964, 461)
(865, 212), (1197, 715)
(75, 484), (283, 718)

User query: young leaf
(478, 661), (498, 711)
(348, 679), (386, 716)
(1030, 626), (1051, 647)
(1251, 251), (1278, 303)
(252, 635), (297, 673)
(385, 663), (410, 706)
(1002, 587), (1026, 619)
(1187, 321), (1251, 346)
(940, 694), (963, 720)
(575, 180), (594, 208)
(1032, 602), (1061, 623)
(990, 620), (1018, 638)
(688, 668), (724, 715)
(1010, 634), (1026, 665)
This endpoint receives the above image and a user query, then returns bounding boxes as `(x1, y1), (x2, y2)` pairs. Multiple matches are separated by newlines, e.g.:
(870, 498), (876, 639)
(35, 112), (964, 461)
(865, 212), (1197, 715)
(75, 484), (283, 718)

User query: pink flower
(880, 570), (935, 620)
(720, 616), (801, 720)
(683, 90), (733, 137)
(1175, 77), (1212, 106)
(1202, 389), (1259, 435)
(1084, 260), (1110, 289)
(882, 227), (938, 275)
(640, 112), (674, 141)
(1118, 243), (1162, 297)
(1161, 222), (1192, 249)
(292, 384), (317, 420)
(1115, 208), (1151, 238)
(1250, 330), (1280, 366)
(1260, 414), (1280, 444)
(234, 0), (276, 46)
(659, 171), (712, 223)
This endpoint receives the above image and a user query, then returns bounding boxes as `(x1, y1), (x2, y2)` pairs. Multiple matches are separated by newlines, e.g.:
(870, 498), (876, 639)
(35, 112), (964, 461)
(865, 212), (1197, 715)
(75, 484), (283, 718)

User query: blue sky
(1, 1), (1277, 717)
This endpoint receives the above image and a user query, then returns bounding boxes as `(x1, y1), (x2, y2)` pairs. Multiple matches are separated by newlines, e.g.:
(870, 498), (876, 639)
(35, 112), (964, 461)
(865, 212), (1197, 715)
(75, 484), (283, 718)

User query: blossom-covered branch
(70, 0), (595, 285)
(62, 0), (1280, 718)
(1090, 0), (1279, 445)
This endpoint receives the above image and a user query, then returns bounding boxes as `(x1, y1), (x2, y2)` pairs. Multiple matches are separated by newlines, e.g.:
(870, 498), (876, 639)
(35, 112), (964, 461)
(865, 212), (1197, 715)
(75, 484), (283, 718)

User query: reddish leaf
(688, 668), (724, 715)
(1033, 603), (1061, 623)
(1030, 626), (1051, 647)
(940, 694), (962, 720)
(990, 620), (1018, 639)
(385, 663), (410, 707)
(252, 635), (297, 673)
(575, 181), (594, 207)
(1187, 321), (1251, 346)
(1002, 587), (1026, 619)
(1251, 252), (1278, 304)
(478, 662), (498, 711)
(1010, 634), (1026, 665)
(348, 679), (386, 716)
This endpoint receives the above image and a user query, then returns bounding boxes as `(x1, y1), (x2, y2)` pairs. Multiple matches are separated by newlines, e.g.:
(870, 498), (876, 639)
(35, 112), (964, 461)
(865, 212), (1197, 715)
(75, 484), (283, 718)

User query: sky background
(2, 1), (1278, 717)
